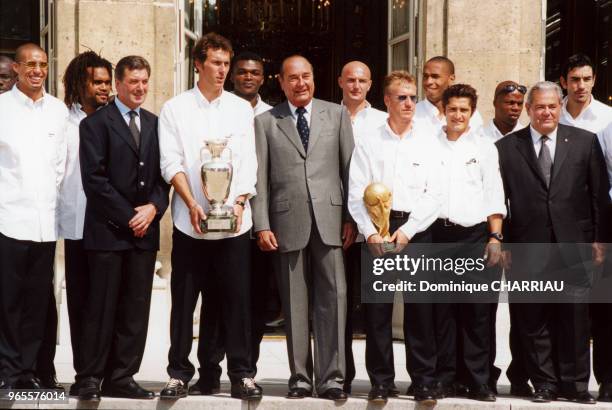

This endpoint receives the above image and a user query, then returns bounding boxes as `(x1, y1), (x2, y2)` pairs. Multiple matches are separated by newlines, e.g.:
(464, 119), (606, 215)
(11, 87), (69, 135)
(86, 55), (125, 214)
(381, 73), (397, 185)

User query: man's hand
(390, 229), (409, 253)
(593, 242), (606, 266)
(129, 204), (157, 238)
(257, 230), (278, 251)
(484, 239), (502, 267)
(342, 222), (357, 250)
(189, 203), (206, 234)
(366, 233), (385, 257)
(233, 204), (244, 233)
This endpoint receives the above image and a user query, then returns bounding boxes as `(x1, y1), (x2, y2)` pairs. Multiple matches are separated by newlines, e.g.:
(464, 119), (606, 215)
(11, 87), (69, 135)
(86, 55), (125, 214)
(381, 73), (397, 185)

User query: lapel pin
(564, 138), (568, 142)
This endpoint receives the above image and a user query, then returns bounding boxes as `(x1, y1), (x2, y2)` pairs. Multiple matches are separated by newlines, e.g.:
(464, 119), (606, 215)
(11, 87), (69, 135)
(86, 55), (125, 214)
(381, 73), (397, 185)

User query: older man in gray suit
(252, 55), (356, 401)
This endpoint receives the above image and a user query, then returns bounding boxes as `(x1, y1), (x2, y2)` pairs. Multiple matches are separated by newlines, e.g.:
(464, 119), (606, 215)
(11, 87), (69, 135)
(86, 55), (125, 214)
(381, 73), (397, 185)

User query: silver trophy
(200, 138), (236, 233)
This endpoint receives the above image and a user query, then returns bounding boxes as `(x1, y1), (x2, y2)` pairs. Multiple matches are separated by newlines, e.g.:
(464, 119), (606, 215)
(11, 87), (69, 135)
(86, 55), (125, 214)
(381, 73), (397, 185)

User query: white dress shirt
(348, 121), (442, 239)
(57, 104), (88, 240)
(159, 87), (257, 240)
(0, 86), (68, 242)
(437, 127), (506, 227)
(560, 96), (612, 135)
(342, 101), (388, 143)
(287, 100), (313, 127)
(530, 125), (558, 160)
(415, 98), (484, 133)
(253, 94), (272, 116)
(114, 96), (141, 130)
(481, 119), (525, 142)
(600, 122), (612, 199)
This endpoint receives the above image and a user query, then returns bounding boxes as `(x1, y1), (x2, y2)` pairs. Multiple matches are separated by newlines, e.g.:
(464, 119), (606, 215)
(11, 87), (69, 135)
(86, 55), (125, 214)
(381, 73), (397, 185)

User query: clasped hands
(128, 203), (157, 238)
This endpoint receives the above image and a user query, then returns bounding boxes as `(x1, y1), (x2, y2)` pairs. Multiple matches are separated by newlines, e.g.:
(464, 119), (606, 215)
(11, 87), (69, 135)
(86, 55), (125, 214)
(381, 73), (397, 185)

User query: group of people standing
(0, 31), (611, 406)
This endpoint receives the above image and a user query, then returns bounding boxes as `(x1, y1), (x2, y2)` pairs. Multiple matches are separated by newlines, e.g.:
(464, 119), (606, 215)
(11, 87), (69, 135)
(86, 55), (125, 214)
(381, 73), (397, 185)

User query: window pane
(391, 40), (409, 71)
(391, 0), (410, 38)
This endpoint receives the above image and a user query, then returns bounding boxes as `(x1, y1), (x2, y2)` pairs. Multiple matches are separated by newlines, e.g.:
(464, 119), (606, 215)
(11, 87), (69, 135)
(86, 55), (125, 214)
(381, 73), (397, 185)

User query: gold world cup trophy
(363, 183), (395, 253)
(200, 138), (236, 233)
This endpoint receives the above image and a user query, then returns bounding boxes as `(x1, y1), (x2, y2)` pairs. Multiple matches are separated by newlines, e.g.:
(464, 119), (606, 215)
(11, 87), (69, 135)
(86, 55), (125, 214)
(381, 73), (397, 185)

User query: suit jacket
(251, 99), (354, 252)
(80, 101), (169, 251)
(496, 123), (609, 244)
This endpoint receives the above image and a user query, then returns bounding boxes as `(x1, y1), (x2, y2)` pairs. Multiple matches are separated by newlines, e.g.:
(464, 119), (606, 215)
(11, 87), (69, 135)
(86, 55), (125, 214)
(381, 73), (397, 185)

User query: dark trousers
(77, 248), (156, 385)
(35, 286), (57, 382)
(166, 228), (254, 385)
(365, 216), (435, 387)
(0, 232), (56, 385)
(506, 303), (530, 385)
(344, 241), (360, 385)
(432, 220), (491, 388)
(592, 303), (612, 384)
(64, 239), (90, 377)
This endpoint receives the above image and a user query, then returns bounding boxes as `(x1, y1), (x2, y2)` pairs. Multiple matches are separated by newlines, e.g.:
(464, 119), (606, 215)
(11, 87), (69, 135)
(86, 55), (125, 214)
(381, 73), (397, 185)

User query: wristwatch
(488, 232), (503, 242)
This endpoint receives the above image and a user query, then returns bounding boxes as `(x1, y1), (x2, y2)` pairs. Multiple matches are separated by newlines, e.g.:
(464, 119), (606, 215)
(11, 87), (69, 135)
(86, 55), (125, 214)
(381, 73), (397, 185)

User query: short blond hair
(383, 70), (416, 94)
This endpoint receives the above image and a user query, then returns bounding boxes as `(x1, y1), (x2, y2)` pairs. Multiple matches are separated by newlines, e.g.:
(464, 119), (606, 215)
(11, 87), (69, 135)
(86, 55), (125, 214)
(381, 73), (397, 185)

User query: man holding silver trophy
(158, 33), (261, 401)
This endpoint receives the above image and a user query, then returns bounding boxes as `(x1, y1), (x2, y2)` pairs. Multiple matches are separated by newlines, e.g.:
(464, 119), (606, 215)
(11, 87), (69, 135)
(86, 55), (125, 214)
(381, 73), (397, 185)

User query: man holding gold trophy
(158, 33), (261, 401)
(348, 71), (442, 404)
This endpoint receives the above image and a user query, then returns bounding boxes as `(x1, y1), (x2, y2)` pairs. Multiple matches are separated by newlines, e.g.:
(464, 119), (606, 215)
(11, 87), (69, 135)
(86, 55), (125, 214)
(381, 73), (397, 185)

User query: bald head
(338, 61), (373, 107)
(0, 55), (17, 93)
(15, 43), (46, 63)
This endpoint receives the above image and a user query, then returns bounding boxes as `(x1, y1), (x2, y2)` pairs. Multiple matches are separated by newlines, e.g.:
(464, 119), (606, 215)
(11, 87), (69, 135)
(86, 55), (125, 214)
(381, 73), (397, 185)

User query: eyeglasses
(496, 84), (527, 97)
(389, 94), (418, 103)
(19, 61), (49, 70)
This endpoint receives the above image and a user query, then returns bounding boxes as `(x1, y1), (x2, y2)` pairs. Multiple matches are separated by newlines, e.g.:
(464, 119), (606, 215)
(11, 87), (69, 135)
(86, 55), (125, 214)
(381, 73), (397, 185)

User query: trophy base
(382, 241), (395, 253)
(200, 214), (237, 233)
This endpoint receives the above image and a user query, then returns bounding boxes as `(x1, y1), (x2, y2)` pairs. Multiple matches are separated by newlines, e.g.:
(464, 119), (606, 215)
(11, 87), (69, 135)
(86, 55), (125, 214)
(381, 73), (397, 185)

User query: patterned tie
(128, 110), (140, 148)
(538, 135), (552, 188)
(296, 106), (309, 151)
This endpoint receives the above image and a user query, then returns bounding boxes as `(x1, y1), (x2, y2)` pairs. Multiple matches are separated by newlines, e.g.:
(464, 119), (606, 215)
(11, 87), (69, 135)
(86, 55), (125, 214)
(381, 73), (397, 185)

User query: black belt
(390, 210), (411, 219)
(436, 218), (459, 227)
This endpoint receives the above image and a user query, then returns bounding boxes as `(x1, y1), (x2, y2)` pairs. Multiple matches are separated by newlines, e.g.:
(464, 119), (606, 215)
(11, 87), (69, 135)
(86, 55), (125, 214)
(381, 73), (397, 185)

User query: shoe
(230, 378), (262, 400)
(38, 375), (64, 392)
(160, 378), (187, 399)
(413, 385), (437, 405)
(101, 380), (154, 399)
(599, 383), (612, 402)
(564, 390), (596, 404)
(319, 387), (347, 401)
(368, 385), (388, 403)
(454, 381), (470, 397)
(532, 388), (557, 403)
(0, 380), (15, 401)
(78, 379), (101, 401)
(188, 379), (220, 395)
(389, 383), (400, 397)
(287, 387), (310, 399)
(343, 382), (351, 394)
(510, 382), (533, 397)
(468, 384), (496, 402)
(434, 382), (455, 399)
(69, 382), (81, 397)
(17, 377), (44, 390)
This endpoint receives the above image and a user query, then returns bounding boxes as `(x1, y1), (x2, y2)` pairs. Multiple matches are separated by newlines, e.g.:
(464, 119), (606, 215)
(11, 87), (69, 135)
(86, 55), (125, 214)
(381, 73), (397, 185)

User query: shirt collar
(439, 125), (478, 145)
(383, 119), (415, 140)
(423, 98), (442, 118)
(530, 125), (558, 145)
(489, 119), (524, 137)
(114, 96), (140, 116)
(193, 86), (223, 108)
(288, 99), (313, 118)
(12, 84), (46, 108)
(69, 102), (88, 122)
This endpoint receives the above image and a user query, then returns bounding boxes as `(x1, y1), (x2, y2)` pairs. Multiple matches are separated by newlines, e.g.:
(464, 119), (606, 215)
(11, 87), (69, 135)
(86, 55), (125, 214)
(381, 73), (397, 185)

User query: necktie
(128, 110), (140, 148)
(296, 106), (309, 151)
(538, 135), (552, 188)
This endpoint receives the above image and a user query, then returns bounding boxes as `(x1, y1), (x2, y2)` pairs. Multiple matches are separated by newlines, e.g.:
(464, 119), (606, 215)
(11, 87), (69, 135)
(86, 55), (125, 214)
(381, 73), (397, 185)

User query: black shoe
(69, 382), (81, 397)
(532, 388), (557, 403)
(389, 383), (400, 397)
(287, 387), (310, 399)
(510, 382), (533, 397)
(101, 380), (155, 399)
(0, 380), (15, 401)
(159, 378), (187, 399)
(434, 382), (455, 399)
(454, 382), (470, 397)
(468, 384), (496, 402)
(368, 385), (389, 403)
(413, 385), (437, 405)
(39, 376), (65, 392)
(188, 379), (220, 395)
(319, 387), (347, 401)
(78, 379), (101, 401)
(488, 381), (498, 395)
(230, 378), (262, 401)
(599, 383), (612, 402)
(17, 377), (44, 390)
(564, 390), (596, 404)
(343, 382), (351, 394)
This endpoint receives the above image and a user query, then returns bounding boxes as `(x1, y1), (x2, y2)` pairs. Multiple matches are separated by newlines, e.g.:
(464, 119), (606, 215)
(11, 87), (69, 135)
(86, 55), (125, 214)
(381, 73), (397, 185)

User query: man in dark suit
(496, 81), (608, 404)
(77, 55), (169, 401)
(251, 55), (356, 401)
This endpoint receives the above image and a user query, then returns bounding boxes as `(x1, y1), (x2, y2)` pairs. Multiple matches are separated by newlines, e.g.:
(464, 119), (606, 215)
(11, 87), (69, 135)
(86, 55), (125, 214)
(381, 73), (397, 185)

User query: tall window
(40, 0), (55, 94)
(388, 0), (419, 72)
(177, 0), (203, 91)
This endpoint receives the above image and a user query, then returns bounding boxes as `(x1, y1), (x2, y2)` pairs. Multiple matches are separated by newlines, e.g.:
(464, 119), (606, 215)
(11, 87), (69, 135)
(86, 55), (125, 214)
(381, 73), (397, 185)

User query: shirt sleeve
(348, 140), (378, 239)
(481, 140), (507, 218)
(158, 102), (186, 184)
(55, 107), (69, 189)
(233, 106), (257, 200)
(600, 123), (612, 199)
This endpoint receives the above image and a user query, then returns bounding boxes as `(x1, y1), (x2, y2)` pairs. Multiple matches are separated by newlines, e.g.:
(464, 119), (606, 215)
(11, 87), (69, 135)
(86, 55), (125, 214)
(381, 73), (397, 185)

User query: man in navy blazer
(78, 56), (169, 401)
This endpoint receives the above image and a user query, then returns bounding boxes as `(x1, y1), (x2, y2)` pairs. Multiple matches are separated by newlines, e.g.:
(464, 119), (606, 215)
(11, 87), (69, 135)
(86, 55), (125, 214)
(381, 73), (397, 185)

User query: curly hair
(442, 83), (478, 111)
(62, 51), (112, 108)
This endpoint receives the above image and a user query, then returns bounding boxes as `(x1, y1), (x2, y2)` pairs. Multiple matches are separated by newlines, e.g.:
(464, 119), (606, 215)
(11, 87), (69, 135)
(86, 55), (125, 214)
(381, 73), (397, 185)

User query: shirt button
(140, 181), (145, 186)
(139, 161), (144, 166)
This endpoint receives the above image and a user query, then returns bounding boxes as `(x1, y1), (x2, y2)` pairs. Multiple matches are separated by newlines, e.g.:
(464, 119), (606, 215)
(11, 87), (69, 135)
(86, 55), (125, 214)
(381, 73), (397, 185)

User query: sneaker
(230, 378), (262, 400)
(159, 378), (187, 399)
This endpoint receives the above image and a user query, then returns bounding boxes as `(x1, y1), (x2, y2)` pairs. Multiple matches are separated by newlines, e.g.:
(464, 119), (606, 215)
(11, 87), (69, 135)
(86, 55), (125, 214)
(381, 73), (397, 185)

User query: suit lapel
(109, 102), (138, 155)
(305, 99), (325, 156)
(551, 125), (571, 184)
(515, 127), (547, 188)
(275, 101), (306, 158)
